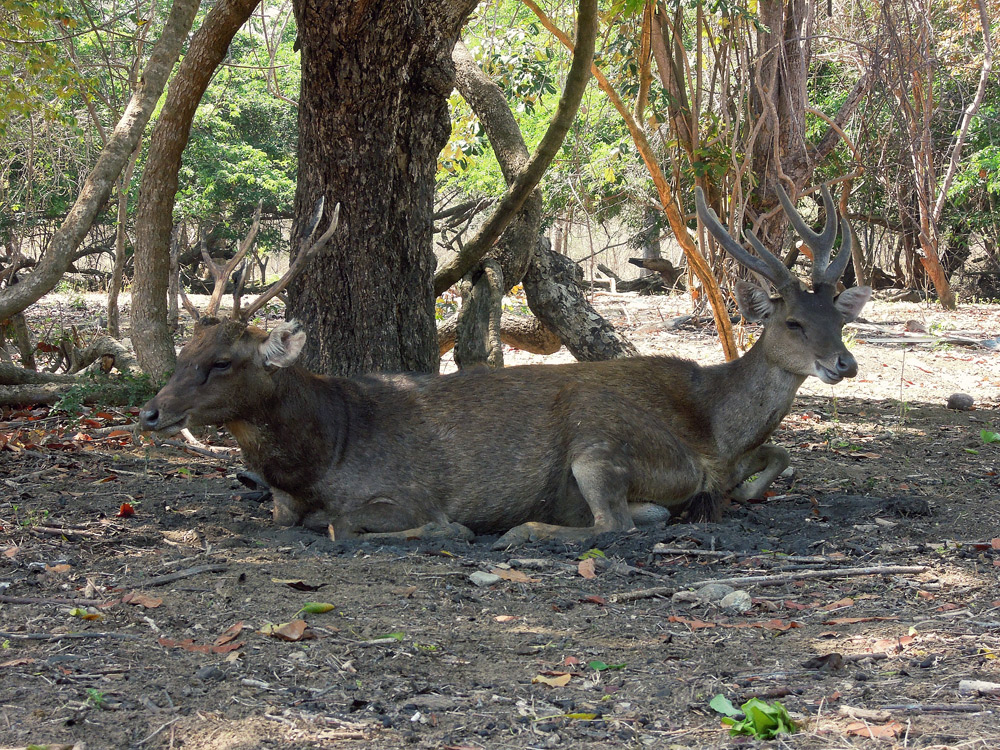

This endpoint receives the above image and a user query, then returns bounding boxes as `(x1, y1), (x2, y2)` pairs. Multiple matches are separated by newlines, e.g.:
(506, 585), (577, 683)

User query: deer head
(140, 200), (339, 434)
(696, 185), (871, 384)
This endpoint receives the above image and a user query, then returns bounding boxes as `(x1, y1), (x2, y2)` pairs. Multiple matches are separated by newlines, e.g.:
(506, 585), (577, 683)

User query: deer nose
(139, 407), (160, 431)
(836, 353), (858, 378)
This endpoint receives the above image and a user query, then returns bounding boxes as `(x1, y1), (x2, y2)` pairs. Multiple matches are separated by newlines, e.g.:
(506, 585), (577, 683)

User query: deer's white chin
(814, 363), (844, 385)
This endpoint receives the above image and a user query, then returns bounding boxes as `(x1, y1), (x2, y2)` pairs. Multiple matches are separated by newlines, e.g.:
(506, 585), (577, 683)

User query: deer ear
(734, 280), (775, 322)
(834, 286), (872, 322)
(260, 321), (306, 367)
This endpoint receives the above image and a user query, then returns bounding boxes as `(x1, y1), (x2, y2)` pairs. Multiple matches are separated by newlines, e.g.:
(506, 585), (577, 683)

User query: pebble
(946, 393), (974, 410)
(695, 583), (735, 603)
(720, 590), (753, 614)
(468, 571), (501, 587)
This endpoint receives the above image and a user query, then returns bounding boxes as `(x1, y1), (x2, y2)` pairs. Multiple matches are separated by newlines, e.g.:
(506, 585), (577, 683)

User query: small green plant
(85, 688), (106, 708)
(710, 694), (797, 739)
(982, 429), (1000, 444)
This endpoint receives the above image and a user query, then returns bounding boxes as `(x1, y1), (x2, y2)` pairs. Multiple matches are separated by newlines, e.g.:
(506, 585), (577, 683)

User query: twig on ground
(144, 563), (229, 587)
(0, 631), (142, 641)
(610, 565), (929, 602)
(0, 594), (109, 607)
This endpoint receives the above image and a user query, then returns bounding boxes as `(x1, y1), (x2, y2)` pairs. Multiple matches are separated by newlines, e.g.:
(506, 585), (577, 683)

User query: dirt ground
(2, 291), (999, 750)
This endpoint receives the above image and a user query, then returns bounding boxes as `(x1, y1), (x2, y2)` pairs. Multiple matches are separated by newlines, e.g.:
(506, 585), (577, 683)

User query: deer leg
(493, 444), (634, 549)
(728, 444), (790, 501)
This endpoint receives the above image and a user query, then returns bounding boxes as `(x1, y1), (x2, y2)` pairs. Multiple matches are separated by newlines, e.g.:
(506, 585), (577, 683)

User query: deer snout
(835, 353), (858, 379)
(139, 404), (161, 431)
(815, 352), (858, 384)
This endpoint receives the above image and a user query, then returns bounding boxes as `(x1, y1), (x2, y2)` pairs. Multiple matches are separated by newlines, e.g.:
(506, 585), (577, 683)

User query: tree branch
(433, 0), (597, 296)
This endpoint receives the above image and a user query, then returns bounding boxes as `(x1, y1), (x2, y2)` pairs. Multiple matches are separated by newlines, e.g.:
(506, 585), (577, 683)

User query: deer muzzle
(815, 352), (858, 385)
(139, 401), (187, 435)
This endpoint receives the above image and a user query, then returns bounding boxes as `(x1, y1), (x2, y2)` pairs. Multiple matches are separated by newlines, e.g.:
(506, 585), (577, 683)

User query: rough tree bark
(132, 0), (263, 380)
(0, 0), (200, 324)
(288, 0), (479, 375)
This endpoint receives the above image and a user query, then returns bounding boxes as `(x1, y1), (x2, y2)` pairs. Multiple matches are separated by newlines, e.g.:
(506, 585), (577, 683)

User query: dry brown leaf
(122, 592), (163, 609)
(824, 616), (898, 625)
(494, 615), (520, 623)
(262, 619), (313, 641)
(215, 621), (245, 646)
(1, 657), (36, 668)
(578, 558), (597, 579)
(532, 673), (572, 687)
(46, 563), (72, 574)
(846, 721), (904, 738)
(821, 597), (855, 611)
(490, 568), (538, 584)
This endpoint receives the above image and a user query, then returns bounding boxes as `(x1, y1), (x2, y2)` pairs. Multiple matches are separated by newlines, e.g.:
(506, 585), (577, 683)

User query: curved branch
(433, 0), (597, 296)
(0, 0), (201, 322)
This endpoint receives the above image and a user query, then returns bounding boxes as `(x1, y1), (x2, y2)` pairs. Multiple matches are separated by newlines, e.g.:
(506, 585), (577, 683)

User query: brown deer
(140, 186), (871, 547)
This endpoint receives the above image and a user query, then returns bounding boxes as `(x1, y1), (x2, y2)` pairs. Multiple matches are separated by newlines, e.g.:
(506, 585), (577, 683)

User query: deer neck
(707, 332), (806, 458)
(226, 368), (353, 491)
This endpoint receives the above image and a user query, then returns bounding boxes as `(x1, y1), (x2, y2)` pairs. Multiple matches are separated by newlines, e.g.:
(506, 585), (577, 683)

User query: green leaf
(578, 548), (606, 560)
(300, 602), (335, 614)
(981, 430), (1000, 444)
(377, 632), (405, 641)
(709, 694), (741, 717)
(588, 660), (625, 671)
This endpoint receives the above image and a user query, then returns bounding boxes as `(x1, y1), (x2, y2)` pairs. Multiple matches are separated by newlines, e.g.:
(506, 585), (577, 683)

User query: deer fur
(141, 185), (871, 547)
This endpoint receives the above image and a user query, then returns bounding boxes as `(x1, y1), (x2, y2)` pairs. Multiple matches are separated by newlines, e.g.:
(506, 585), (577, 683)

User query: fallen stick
(610, 565), (928, 602)
(652, 545), (835, 564)
(144, 563), (229, 587)
(0, 594), (108, 607)
(33, 525), (105, 539)
(881, 703), (986, 713)
(0, 631), (142, 641)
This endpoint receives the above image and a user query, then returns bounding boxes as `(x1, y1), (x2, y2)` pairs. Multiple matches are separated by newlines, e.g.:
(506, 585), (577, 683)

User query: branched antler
(239, 199), (341, 322)
(204, 200), (263, 317)
(697, 185), (854, 293)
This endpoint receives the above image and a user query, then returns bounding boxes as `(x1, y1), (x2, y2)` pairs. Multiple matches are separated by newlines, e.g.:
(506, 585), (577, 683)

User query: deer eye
(785, 320), (803, 332)
(211, 360), (232, 372)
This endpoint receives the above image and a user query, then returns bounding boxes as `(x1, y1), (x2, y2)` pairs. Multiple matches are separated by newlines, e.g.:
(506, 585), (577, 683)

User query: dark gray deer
(140, 186), (870, 547)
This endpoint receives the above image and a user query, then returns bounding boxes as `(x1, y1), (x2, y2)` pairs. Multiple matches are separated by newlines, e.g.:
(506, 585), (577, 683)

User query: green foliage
(710, 694), (798, 739)
(52, 371), (159, 420)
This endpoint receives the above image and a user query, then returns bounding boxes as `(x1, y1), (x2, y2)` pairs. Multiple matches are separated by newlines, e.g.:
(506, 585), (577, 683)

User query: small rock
(720, 590), (752, 614)
(671, 590), (700, 605)
(695, 583), (735, 603)
(195, 665), (225, 682)
(946, 393), (974, 411)
(469, 571), (501, 587)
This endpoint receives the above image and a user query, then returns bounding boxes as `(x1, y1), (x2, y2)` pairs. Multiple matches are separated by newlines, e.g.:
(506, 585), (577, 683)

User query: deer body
(141, 185), (871, 546)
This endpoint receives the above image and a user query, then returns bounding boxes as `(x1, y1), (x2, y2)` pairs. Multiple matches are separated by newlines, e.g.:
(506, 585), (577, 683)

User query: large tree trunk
(289, 0), (479, 376)
(0, 0), (200, 323)
(132, 0), (262, 380)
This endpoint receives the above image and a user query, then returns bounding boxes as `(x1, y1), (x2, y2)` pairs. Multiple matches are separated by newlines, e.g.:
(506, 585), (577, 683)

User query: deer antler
(204, 201), (263, 317)
(238, 199), (341, 322)
(775, 184), (852, 289)
(695, 187), (798, 295)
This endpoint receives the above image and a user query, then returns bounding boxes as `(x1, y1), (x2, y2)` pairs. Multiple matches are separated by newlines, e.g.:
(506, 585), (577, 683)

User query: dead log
(439, 311), (563, 356)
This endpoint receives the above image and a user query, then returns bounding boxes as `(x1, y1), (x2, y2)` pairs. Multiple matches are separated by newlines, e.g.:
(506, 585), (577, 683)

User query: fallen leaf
(215, 621), (245, 646)
(494, 615), (520, 623)
(272, 578), (325, 592)
(578, 558), (597, 579)
(491, 568), (538, 584)
(46, 563), (72, 574)
(260, 620), (314, 641)
(3, 546), (17, 559)
(760, 619), (801, 631)
(821, 598), (854, 611)
(581, 595), (607, 606)
(1, 657), (35, 667)
(117, 503), (135, 518)
(122, 592), (163, 609)
(532, 673), (572, 687)
(300, 602), (335, 614)
(824, 616), (899, 625)
(668, 615), (716, 630)
(846, 721), (904, 739)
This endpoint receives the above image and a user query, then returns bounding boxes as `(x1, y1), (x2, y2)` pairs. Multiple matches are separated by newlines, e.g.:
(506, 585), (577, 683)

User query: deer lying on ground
(140, 186), (871, 547)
